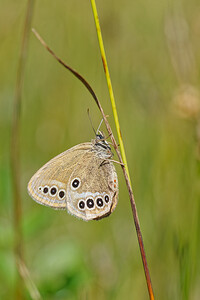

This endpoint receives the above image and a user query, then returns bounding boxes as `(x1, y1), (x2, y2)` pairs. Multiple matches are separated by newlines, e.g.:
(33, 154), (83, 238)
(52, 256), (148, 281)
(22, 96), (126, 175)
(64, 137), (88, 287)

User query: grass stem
(11, 0), (35, 298)
(90, 1), (155, 299)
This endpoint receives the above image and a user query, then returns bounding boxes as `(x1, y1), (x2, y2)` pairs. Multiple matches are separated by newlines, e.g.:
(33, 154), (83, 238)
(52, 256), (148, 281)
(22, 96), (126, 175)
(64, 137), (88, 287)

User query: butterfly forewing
(28, 143), (91, 210)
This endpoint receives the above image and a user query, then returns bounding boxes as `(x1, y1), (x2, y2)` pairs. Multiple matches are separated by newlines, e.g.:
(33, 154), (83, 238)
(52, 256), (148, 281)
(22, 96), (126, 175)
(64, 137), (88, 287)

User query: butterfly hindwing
(66, 152), (118, 220)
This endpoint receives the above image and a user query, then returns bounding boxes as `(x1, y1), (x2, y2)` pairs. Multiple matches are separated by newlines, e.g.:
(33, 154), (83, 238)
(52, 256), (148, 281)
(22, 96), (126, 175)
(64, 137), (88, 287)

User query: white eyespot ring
(38, 186), (42, 191)
(71, 178), (81, 190)
(104, 194), (110, 204)
(86, 197), (95, 210)
(42, 185), (49, 195)
(58, 189), (66, 200)
(95, 197), (104, 209)
(49, 185), (58, 197)
(78, 199), (85, 211)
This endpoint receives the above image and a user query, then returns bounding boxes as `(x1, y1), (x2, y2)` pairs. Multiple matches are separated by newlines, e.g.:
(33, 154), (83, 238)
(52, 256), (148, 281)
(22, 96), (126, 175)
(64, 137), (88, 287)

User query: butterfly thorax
(92, 134), (113, 159)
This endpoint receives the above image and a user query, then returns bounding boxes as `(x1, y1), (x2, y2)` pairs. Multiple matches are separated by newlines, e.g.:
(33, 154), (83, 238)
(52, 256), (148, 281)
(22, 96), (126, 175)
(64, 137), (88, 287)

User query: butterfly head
(92, 132), (113, 159)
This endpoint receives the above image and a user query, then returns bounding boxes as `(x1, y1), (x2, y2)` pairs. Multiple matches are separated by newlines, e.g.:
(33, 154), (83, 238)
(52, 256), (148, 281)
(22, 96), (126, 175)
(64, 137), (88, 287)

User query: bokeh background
(1, 0), (200, 299)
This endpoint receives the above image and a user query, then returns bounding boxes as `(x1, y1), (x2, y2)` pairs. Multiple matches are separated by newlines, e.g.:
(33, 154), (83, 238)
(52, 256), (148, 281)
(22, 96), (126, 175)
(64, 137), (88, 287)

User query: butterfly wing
(28, 142), (118, 221)
(27, 143), (91, 210)
(66, 152), (118, 221)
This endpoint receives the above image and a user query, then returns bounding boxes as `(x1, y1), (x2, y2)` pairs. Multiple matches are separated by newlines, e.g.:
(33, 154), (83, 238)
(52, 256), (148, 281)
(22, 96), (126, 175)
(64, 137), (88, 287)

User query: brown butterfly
(28, 133), (118, 221)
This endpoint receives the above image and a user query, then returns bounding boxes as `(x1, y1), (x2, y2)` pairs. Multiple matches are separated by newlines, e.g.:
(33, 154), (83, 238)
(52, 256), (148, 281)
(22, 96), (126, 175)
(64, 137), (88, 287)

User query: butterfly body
(28, 135), (118, 221)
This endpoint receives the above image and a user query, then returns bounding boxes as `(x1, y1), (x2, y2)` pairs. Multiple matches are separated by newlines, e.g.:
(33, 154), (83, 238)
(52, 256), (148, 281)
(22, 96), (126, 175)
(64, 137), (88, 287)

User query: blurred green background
(1, 0), (200, 299)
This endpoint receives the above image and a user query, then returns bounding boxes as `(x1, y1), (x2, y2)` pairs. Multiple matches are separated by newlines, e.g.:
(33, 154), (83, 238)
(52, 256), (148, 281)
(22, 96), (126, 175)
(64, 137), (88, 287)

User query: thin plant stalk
(11, 0), (35, 299)
(90, 0), (130, 182)
(32, 28), (154, 300)
(90, 1), (155, 299)
(17, 258), (42, 300)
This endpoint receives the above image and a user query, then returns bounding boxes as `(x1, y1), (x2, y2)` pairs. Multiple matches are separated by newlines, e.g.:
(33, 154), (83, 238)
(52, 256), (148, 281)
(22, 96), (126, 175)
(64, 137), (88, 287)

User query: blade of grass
(90, 1), (155, 299)
(10, 0), (38, 299)
(90, 0), (130, 182)
(17, 257), (42, 300)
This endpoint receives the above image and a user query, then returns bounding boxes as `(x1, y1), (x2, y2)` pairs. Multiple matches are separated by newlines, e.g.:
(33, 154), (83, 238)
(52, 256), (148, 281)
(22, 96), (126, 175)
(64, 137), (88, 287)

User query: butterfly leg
(99, 160), (110, 167)
(109, 159), (124, 166)
(99, 159), (124, 167)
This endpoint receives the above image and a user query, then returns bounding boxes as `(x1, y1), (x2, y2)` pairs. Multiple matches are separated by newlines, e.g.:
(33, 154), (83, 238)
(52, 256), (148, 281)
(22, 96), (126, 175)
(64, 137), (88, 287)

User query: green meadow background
(1, 0), (200, 299)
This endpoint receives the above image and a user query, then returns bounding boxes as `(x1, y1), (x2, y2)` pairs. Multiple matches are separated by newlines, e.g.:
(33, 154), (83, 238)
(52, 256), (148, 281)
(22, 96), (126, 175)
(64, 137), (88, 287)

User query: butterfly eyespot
(96, 197), (104, 208)
(43, 186), (49, 194)
(86, 198), (95, 209)
(50, 186), (57, 196)
(104, 195), (110, 203)
(58, 190), (65, 199)
(38, 187), (42, 191)
(71, 178), (81, 190)
(78, 200), (85, 210)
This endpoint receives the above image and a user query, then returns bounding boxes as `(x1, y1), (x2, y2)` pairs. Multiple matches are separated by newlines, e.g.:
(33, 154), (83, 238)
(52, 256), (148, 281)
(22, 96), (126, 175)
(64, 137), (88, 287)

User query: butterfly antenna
(87, 108), (96, 135)
(96, 118), (104, 135)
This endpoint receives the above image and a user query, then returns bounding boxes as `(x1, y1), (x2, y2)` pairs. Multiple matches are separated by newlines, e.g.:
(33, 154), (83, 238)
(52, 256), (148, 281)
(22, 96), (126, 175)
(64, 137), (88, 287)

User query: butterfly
(28, 133), (118, 221)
